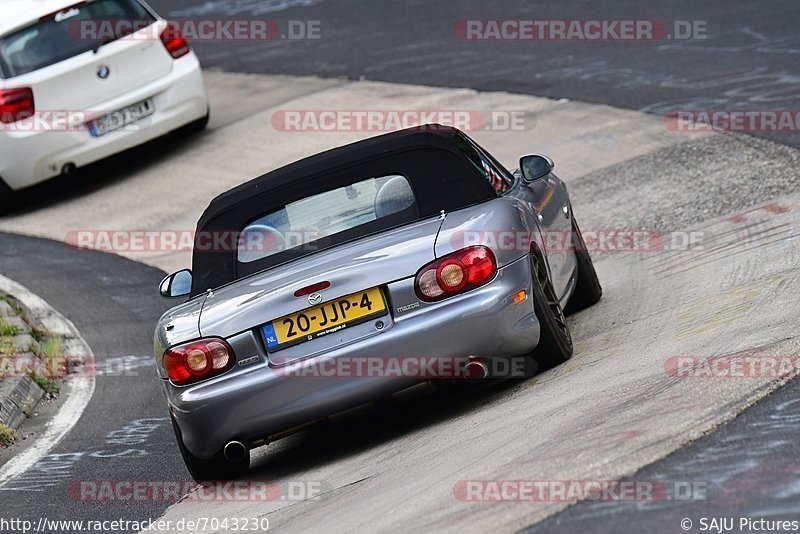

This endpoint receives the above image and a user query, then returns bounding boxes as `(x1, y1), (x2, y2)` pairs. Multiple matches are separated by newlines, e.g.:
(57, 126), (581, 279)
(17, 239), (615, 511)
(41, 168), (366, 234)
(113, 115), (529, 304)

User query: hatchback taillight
(164, 338), (235, 385)
(414, 246), (497, 302)
(160, 23), (191, 59)
(0, 88), (34, 124)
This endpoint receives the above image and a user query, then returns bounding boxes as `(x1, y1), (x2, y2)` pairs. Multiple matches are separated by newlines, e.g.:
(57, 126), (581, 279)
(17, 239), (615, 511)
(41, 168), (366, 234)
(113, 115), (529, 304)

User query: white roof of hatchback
(1, 0), (94, 36)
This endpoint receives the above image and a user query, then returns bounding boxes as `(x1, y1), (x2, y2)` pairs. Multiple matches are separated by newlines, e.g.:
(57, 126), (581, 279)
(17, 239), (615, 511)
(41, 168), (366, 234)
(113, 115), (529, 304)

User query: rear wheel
(529, 252), (573, 370)
(175, 110), (210, 137)
(171, 415), (249, 482)
(564, 214), (603, 315)
(0, 179), (14, 215)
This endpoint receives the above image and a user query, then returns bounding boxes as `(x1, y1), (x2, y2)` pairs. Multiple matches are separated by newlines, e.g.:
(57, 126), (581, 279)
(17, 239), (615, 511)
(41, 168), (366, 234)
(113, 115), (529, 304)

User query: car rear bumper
(166, 255), (539, 459)
(0, 53), (207, 191)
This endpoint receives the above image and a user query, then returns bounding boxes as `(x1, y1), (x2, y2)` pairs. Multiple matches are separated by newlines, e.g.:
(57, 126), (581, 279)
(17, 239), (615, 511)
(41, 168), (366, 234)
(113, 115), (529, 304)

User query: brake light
(414, 246), (497, 302)
(294, 281), (331, 298)
(160, 23), (191, 59)
(164, 338), (235, 385)
(0, 88), (34, 124)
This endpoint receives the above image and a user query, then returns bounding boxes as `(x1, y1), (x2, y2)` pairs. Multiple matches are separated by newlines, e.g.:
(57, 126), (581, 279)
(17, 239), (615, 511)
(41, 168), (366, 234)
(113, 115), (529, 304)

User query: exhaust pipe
(463, 358), (489, 382)
(223, 440), (248, 462)
(61, 163), (77, 176)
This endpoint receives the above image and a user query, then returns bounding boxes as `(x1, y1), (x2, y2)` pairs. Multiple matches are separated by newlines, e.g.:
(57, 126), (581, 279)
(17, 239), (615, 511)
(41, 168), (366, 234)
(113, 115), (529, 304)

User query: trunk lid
(198, 218), (443, 339)
(23, 22), (173, 111)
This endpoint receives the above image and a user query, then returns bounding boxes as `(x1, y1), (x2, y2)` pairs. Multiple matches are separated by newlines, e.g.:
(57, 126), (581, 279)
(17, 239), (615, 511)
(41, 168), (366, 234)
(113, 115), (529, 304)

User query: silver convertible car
(155, 126), (601, 480)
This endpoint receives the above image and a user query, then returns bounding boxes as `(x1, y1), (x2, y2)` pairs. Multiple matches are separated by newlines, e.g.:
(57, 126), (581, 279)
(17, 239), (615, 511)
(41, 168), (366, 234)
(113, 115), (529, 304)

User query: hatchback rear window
(0, 0), (156, 78)
(238, 174), (416, 264)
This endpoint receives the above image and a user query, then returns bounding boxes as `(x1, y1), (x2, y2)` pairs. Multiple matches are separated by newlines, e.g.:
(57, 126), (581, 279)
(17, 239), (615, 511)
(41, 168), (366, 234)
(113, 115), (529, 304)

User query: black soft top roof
(190, 125), (497, 295)
(197, 125), (470, 231)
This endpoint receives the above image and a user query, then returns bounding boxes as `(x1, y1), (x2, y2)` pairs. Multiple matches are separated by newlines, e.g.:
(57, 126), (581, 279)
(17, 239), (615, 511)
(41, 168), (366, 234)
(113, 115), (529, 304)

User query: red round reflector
(185, 348), (209, 374)
(437, 262), (466, 291)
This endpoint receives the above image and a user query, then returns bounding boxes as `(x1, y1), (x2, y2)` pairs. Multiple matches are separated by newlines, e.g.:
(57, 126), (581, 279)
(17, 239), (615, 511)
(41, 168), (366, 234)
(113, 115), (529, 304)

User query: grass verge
(0, 423), (15, 445)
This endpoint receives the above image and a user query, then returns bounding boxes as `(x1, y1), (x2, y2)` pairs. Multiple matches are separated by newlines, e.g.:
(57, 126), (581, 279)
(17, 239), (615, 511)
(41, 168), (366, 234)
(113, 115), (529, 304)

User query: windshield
(0, 0), (156, 78)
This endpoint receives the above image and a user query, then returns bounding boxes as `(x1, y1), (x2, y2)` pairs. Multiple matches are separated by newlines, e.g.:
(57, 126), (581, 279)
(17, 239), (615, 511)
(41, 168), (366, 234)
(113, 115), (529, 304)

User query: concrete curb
(0, 274), (95, 487)
(0, 375), (44, 430)
(0, 295), (45, 432)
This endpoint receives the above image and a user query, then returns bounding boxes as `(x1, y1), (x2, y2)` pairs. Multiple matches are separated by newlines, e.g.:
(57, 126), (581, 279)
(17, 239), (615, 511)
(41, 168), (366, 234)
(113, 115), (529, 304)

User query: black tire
(0, 179), (14, 216)
(171, 415), (249, 482)
(529, 252), (573, 370)
(564, 214), (603, 315)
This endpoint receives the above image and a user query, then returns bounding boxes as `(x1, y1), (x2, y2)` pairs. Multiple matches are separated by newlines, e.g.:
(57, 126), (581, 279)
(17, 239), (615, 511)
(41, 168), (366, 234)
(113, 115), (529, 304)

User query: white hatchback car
(0, 0), (209, 212)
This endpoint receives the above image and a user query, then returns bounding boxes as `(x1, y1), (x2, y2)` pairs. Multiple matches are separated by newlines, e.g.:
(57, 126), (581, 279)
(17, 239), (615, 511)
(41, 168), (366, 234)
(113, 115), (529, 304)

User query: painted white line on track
(0, 274), (95, 488)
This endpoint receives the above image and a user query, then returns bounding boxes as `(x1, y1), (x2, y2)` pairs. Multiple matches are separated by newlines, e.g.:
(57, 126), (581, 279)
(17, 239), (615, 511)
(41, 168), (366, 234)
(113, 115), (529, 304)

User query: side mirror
(519, 155), (554, 182)
(159, 269), (192, 299)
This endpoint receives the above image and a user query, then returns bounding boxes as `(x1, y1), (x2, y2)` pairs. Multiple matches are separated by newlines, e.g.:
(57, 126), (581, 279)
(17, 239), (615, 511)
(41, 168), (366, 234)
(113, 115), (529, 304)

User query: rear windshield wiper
(92, 24), (140, 54)
(92, 37), (113, 54)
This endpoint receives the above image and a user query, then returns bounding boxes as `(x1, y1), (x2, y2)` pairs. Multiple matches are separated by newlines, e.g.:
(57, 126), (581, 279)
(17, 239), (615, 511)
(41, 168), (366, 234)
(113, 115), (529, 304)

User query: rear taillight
(0, 88), (34, 124)
(414, 246), (497, 302)
(164, 338), (235, 385)
(160, 23), (191, 59)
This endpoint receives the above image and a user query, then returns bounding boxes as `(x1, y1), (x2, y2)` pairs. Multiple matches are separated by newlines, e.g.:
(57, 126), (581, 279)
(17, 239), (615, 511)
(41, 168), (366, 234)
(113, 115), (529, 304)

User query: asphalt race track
(528, 379), (800, 533)
(1, 1), (799, 533)
(148, 0), (800, 148)
(0, 232), (182, 524)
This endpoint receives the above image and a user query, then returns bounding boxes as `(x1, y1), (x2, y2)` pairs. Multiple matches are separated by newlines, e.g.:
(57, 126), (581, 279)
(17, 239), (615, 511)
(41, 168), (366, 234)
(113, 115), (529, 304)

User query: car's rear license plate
(261, 287), (387, 352)
(88, 99), (154, 137)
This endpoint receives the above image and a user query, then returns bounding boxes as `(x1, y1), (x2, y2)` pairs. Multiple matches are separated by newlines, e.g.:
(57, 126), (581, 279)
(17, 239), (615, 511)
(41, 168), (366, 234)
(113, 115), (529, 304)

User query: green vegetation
(29, 327), (47, 344)
(0, 295), (64, 395)
(0, 338), (14, 355)
(0, 296), (21, 314)
(21, 336), (63, 394)
(0, 318), (21, 337)
(0, 423), (15, 445)
(40, 337), (61, 360)
(28, 371), (60, 395)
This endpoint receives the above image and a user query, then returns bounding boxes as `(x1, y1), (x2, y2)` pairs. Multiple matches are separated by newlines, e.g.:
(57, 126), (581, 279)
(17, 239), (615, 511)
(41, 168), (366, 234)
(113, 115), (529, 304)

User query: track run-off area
(1, 72), (799, 532)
